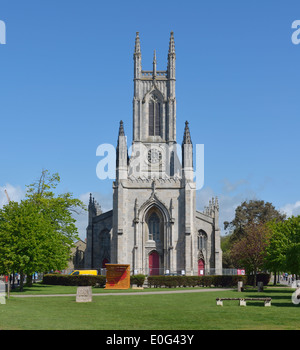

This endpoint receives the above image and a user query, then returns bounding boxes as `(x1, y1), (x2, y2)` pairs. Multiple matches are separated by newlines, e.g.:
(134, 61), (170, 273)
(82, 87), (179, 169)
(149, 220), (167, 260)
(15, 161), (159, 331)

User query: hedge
(147, 275), (250, 288)
(42, 273), (270, 288)
(42, 274), (106, 287)
(130, 274), (146, 287)
(42, 274), (146, 288)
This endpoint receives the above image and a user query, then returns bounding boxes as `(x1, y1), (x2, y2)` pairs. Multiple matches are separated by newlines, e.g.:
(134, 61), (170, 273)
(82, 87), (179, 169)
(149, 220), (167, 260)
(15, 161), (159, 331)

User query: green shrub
(42, 274), (106, 287)
(147, 275), (248, 288)
(130, 274), (146, 287)
(42, 273), (257, 289)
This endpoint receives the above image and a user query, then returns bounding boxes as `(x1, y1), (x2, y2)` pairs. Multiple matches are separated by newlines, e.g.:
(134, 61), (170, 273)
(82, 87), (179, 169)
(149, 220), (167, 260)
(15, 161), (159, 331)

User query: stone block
(76, 286), (92, 303)
(216, 299), (223, 306)
(239, 299), (246, 306)
(264, 300), (271, 307)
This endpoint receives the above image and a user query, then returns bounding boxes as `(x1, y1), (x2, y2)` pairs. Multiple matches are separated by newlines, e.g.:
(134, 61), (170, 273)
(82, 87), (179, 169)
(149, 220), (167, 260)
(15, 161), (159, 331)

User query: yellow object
(70, 270), (97, 276)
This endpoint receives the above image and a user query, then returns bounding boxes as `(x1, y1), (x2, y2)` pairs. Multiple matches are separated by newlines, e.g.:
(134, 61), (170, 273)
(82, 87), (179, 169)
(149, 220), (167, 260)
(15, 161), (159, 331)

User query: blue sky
(1, 0), (300, 238)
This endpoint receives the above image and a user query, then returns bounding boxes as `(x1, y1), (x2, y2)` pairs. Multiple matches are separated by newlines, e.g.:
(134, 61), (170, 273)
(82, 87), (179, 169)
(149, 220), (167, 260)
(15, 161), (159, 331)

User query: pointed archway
(149, 251), (160, 275)
(198, 259), (205, 276)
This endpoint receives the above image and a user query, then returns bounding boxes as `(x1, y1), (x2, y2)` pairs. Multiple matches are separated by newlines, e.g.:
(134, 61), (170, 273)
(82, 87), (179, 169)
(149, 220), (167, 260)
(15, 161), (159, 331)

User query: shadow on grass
(241, 287), (297, 308)
(10, 283), (48, 293)
(10, 283), (73, 294)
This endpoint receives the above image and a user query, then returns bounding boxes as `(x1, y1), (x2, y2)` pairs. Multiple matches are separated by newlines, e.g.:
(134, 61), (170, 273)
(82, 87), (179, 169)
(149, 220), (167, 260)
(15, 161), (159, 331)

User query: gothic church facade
(85, 32), (222, 276)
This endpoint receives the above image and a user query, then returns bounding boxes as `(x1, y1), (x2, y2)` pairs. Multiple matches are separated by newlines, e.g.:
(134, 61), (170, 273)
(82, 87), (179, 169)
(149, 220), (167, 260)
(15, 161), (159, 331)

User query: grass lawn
(1, 285), (299, 330)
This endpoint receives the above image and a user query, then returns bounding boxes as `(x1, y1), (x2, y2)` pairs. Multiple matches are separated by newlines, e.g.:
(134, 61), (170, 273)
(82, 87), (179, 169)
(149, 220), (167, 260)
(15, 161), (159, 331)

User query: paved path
(11, 288), (232, 298)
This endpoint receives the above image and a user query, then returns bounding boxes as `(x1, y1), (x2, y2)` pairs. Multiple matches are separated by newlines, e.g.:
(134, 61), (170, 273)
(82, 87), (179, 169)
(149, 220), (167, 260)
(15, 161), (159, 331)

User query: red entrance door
(149, 251), (159, 275)
(198, 259), (205, 276)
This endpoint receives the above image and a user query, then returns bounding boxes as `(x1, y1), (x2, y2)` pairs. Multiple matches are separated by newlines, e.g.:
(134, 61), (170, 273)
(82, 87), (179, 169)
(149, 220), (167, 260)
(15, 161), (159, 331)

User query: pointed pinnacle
(168, 31), (175, 54)
(119, 120), (125, 136)
(183, 121), (192, 144)
(134, 31), (141, 54)
(153, 49), (157, 78)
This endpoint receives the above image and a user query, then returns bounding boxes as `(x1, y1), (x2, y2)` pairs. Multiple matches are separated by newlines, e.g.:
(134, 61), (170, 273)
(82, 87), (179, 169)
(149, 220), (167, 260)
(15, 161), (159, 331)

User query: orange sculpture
(105, 264), (130, 289)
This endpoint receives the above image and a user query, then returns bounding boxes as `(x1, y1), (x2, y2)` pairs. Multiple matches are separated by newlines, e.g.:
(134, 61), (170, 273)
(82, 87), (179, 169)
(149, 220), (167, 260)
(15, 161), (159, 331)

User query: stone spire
(89, 192), (93, 207)
(134, 32), (142, 81)
(116, 120), (128, 180)
(88, 193), (96, 224)
(167, 31), (176, 100)
(168, 31), (175, 55)
(153, 49), (157, 79)
(182, 121), (193, 181)
(182, 121), (192, 145)
(118, 120), (125, 136)
(134, 32), (141, 54)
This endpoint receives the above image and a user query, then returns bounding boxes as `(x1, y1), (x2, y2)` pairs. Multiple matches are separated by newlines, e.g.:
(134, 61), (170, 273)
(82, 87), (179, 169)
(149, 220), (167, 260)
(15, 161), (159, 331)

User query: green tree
(224, 200), (286, 242)
(0, 200), (49, 290)
(264, 220), (290, 284)
(284, 216), (300, 277)
(286, 244), (300, 277)
(221, 234), (235, 268)
(0, 170), (85, 291)
(266, 216), (300, 279)
(230, 223), (270, 286)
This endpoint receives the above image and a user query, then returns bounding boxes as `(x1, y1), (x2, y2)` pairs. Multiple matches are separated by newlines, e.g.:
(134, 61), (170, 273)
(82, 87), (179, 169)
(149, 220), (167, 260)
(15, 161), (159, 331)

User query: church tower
(112, 31), (200, 275)
(132, 31), (176, 144)
(130, 31), (179, 180)
(87, 32), (222, 276)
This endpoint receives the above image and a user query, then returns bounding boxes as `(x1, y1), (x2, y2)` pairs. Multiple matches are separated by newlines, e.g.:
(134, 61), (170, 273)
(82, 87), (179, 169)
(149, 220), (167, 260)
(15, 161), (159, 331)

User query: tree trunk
(25, 273), (32, 287)
(19, 271), (24, 292)
(253, 269), (257, 288)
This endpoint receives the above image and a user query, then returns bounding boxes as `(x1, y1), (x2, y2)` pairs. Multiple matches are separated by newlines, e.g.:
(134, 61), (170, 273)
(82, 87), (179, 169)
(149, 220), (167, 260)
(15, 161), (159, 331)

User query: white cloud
(221, 178), (249, 194)
(197, 179), (258, 235)
(0, 183), (25, 208)
(280, 201), (300, 218)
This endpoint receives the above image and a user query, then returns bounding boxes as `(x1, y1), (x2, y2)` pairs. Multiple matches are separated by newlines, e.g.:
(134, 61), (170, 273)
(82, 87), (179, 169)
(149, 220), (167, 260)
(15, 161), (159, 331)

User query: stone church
(85, 32), (222, 276)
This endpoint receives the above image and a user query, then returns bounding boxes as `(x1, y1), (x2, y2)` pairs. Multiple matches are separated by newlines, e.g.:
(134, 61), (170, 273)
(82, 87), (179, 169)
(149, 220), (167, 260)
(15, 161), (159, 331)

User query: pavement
(11, 288), (233, 298)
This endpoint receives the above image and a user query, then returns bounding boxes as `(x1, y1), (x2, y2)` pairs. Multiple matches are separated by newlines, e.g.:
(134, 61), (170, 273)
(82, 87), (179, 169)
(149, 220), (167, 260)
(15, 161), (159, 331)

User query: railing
(63, 268), (242, 276)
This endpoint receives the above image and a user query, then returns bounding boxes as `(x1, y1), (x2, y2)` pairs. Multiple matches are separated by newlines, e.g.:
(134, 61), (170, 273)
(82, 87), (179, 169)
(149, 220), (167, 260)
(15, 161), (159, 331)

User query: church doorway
(198, 259), (205, 276)
(149, 251), (159, 275)
(102, 258), (109, 268)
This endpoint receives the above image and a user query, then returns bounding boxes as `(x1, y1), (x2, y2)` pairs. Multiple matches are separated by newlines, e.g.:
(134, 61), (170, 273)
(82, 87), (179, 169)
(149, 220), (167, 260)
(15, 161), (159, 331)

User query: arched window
(149, 96), (161, 136)
(198, 230), (207, 251)
(148, 212), (160, 242)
